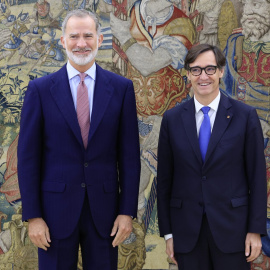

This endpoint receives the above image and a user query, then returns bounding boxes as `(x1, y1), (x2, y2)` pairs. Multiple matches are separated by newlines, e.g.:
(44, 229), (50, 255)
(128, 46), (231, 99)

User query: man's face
(187, 50), (224, 105)
(241, 0), (270, 41)
(61, 16), (103, 71)
(37, 1), (50, 17)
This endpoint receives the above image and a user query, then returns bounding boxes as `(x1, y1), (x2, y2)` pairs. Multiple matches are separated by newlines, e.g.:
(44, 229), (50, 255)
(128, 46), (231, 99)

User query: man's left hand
(245, 232), (262, 262)
(110, 215), (132, 247)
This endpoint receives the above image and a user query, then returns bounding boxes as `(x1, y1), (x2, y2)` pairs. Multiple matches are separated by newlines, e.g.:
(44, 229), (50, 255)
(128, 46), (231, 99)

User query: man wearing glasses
(157, 44), (267, 270)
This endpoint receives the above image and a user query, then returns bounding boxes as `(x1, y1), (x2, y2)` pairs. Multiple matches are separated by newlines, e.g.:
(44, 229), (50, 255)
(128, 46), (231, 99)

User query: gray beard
(65, 48), (98, 66)
(241, 13), (270, 41)
(64, 38), (99, 66)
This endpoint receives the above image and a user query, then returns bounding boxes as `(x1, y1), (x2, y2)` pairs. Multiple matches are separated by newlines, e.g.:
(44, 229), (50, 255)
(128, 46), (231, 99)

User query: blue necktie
(199, 106), (211, 162)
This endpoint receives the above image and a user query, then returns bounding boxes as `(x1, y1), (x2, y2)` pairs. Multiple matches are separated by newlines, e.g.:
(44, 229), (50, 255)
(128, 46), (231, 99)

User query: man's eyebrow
(68, 32), (94, 36)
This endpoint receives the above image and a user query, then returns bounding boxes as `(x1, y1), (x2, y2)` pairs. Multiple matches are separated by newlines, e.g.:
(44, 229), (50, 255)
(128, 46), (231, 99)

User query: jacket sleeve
(18, 80), (43, 221)
(157, 112), (174, 236)
(117, 80), (141, 218)
(245, 108), (267, 234)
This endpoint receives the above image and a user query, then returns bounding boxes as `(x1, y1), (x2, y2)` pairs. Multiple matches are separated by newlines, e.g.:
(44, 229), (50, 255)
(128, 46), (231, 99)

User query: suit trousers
(175, 215), (250, 270)
(38, 191), (118, 270)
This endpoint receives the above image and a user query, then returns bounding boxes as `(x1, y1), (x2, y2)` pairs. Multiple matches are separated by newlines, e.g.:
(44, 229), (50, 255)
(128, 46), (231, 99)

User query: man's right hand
(28, 218), (51, 251)
(166, 237), (178, 265)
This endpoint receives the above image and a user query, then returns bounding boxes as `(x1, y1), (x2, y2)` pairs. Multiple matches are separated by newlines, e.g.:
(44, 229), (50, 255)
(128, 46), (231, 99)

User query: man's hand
(166, 238), (178, 265)
(245, 232), (262, 262)
(28, 217), (51, 251)
(110, 215), (132, 247)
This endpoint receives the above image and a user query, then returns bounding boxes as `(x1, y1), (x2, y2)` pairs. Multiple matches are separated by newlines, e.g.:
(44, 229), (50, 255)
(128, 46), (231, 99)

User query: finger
(110, 223), (118, 237)
(45, 228), (51, 243)
(112, 232), (121, 247)
(247, 252), (256, 262)
(170, 251), (177, 265)
(171, 256), (178, 265)
(32, 236), (48, 251)
(246, 251), (254, 262)
(114, 229), (131, 247)
(245, 241), (250, 257)
(246, 247), (258, 262)
(166, 251), (177, 265)
(40, 229), (50, 246)
(166, 246), (177, 265)
(38, 241), (48, 251)
(39, 237), (50, 250)
(247, 246), (261, 262)
(42, 239), (50, 248)
(112, 230), (127, 247)
(114, 226), (131, 242)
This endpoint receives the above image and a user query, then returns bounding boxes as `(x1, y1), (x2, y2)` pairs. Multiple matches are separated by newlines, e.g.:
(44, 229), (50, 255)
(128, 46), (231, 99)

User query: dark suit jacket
(18, 64), (140, 239)
(157, 93), (267, 253)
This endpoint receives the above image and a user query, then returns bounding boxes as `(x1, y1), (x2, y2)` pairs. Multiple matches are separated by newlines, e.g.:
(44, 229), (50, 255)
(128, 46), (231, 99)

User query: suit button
(84, 163), (88, 167)
(81, 183), (86, 188)
(202, 176), (207, 180)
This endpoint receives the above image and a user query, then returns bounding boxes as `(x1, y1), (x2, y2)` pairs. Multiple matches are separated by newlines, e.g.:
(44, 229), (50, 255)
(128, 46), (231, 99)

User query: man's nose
(199, 69), (209, 79)
(243, 2), (253, 15)
(77, 37), (87, 47)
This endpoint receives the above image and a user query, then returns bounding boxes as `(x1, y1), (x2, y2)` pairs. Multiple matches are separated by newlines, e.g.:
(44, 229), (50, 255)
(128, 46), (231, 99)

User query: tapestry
(0, 0), (269, 269)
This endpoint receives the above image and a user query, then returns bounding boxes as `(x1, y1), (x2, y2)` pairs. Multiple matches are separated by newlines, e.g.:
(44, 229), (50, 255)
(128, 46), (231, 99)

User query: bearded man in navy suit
(18, 9), (140, 270)
(157, 44), (267, 270)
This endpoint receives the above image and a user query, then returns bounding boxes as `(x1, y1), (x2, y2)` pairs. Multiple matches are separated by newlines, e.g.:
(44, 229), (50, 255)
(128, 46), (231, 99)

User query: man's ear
(60, 36), (66, 49)
(219, 67), (225, 78)
(187, 70), (191, 81)
(98, 34), (104, 48)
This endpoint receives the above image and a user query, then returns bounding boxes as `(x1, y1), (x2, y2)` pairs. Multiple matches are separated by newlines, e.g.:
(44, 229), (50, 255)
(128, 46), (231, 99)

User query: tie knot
(79, 73), (87, 82)
(201, 106), (210, 115)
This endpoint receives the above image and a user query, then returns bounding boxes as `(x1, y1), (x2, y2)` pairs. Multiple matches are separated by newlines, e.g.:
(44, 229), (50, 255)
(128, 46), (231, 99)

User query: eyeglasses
(189, 65), (218, 76)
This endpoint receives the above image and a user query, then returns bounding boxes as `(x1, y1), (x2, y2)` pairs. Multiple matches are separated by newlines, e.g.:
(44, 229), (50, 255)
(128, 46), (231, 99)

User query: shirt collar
(194, 91), (220, 114)
(66, 61), (96, 81)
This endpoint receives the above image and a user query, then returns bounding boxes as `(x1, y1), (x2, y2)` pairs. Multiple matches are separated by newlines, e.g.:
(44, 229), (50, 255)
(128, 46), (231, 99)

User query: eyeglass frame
(188, 65), (218, 76)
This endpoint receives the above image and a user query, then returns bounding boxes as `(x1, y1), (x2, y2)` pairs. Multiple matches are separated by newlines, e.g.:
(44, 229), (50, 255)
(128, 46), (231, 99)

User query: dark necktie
(199, 106), (211, 162)
(77, 73), (90, 149)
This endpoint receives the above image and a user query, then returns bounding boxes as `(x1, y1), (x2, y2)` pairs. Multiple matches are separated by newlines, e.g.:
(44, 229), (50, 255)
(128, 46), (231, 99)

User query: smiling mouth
(72, 49), (91, 53)
(199, 83), (211, 86)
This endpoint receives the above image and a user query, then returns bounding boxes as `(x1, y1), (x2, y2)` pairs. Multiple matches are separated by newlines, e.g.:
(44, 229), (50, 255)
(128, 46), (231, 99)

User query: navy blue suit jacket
(157, 93), (267, 253)
(18, 64), (140, 239)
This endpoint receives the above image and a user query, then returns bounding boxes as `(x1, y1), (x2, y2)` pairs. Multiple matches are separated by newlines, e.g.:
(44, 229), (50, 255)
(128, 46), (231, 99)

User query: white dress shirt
(66, 61), (96, 120)
(164, 92), (221, 241)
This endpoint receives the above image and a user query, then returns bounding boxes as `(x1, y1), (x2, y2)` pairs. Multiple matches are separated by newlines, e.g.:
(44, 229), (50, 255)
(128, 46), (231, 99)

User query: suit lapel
(88, 65), (113, 145)
(181, 98), (202, 164)
(49, 65), (83, 146)
(204, 93), (233, 164)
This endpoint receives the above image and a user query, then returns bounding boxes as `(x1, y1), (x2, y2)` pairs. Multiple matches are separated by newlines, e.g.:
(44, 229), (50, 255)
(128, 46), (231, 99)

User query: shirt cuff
(164, 234), (173, 240)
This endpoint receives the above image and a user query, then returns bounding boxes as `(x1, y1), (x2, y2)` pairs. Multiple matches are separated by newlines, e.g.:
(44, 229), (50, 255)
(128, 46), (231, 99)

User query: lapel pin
(227, 115), (230, 119)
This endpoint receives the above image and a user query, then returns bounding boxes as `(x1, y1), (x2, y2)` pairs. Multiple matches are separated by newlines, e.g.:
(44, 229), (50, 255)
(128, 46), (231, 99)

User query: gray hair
(62, 9), (101, 37)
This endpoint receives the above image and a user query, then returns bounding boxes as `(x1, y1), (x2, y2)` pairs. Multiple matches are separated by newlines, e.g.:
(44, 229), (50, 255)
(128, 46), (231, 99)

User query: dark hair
(184, 44), (226, 70)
